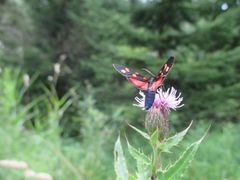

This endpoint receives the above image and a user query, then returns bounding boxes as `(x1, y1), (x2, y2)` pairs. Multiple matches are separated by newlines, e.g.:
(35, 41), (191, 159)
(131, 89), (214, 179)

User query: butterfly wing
(150, 56), (175, 90)
(113, 64), (149, 90)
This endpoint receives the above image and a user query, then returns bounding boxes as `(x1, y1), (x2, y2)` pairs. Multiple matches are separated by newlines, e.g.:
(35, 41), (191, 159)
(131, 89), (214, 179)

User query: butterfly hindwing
(113, 64), (149, 90)
(150, 56), (175, 90)
(128, 77), (148, 90)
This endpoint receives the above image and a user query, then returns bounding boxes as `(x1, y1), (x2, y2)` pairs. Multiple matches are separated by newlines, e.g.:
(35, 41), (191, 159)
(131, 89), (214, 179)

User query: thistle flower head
(151, 87), (184, 112)
(134, 87), (184, 138)
(134, 87), (183, 112)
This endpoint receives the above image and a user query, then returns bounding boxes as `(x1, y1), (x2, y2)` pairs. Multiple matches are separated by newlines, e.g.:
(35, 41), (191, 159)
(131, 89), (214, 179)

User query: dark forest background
(0, 0), (239, 179)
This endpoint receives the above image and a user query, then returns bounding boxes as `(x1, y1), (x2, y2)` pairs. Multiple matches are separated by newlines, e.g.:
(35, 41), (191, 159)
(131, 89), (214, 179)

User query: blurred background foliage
(0, 0), (239, 179)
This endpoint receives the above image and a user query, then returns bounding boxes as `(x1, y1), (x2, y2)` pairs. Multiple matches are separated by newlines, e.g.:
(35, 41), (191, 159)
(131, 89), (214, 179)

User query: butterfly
(113, 56), (175, 110)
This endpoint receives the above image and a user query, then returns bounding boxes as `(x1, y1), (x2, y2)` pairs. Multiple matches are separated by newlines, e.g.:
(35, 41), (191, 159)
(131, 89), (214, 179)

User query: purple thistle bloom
(134, 87), (183, 111)
(134, 87), (184, 138)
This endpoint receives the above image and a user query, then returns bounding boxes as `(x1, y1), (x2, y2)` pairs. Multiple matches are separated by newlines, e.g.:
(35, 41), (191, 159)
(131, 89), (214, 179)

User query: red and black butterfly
(113, 56), (175, 110)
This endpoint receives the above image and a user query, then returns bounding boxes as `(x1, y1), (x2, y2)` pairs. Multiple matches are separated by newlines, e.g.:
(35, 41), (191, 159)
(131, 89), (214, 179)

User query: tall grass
(0, 68), (114, 179)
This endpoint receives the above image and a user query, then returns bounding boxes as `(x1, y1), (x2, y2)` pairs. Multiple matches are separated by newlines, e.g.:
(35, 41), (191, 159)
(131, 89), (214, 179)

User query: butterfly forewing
(113, 64), (149, 90)
(150, 56), (175, 90)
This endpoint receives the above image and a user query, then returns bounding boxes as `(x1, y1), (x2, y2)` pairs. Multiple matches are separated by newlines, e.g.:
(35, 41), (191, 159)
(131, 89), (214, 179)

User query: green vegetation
(0, 0), (239, 179)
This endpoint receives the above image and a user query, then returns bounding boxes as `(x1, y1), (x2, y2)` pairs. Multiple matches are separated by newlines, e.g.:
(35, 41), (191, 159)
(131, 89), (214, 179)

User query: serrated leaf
(162, 121), (193, 153)
(161, 135), (205, 179)
(129, 124), (150, 140)
(127, 141), (151, 180)
(114, 136), (128, 180)
(127, 143), (151, 165)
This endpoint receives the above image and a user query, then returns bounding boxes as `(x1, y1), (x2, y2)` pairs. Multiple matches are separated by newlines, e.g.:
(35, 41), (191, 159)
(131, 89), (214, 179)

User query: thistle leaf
(127, 142), (151, 179)
(128, 124), (150, 140)
(162, 121), (193, 153)
(127, 143), (151, 165)
(160, 134), (206, 179)
(114, 136), (128, 180)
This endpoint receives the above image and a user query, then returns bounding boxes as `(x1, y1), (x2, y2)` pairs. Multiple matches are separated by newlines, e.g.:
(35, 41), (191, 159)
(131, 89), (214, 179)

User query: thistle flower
(134, 87), (184, 138)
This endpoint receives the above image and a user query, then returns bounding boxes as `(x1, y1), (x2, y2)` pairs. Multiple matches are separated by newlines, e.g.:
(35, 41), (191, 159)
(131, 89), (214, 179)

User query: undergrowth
(0, 68), (239, 180)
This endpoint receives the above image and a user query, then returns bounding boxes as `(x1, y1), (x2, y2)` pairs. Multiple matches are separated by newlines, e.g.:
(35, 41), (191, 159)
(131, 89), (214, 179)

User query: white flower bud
(54, 63), (61, 74)
(47, 75), (53, 82)
(23, 73), (30, 88)
(59, 54), (67, 61)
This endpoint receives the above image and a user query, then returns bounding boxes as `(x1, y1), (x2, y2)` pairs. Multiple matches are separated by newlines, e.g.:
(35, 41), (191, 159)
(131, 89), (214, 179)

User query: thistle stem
(151, 143), (161, 180)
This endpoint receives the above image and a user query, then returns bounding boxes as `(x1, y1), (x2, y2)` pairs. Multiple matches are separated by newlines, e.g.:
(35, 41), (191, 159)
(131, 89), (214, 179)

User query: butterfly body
(113, 57), (175, 110)
(145, 89), (156, 110)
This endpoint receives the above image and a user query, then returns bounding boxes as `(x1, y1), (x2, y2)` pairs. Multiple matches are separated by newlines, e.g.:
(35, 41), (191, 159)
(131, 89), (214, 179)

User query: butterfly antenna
(142, 68), (155, 77)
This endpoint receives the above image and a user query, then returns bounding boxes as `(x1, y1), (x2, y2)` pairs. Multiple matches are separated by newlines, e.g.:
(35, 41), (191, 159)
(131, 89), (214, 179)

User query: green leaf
(162, 121), (193, 153)
(150, 129), (159, 147)
(128, 124), (150, 140)
(156, 170), (165, 180)
(127, 142), (151, 179)
(160, 134), (206, 179)
(127, 143), (151, 165)
(114, 136), (128, 180)
(128, 174), (137, 180)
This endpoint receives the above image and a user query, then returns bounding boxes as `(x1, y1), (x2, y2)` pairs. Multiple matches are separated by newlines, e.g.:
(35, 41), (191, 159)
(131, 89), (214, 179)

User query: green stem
(151, 144), (161, 180)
